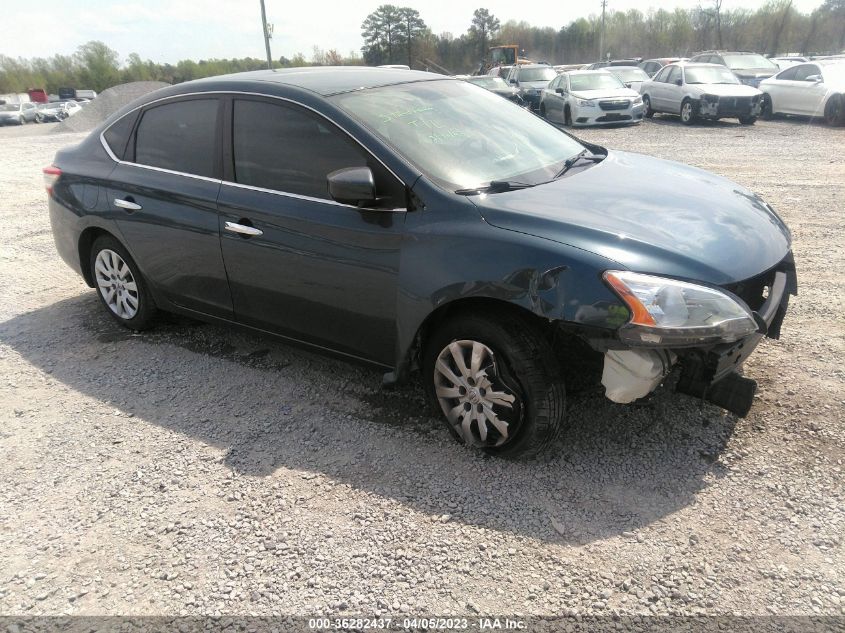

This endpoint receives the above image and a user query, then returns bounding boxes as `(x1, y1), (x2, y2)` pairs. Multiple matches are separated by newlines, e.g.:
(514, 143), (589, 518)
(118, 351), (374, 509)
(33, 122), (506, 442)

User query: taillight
(43, 165), (61, 195)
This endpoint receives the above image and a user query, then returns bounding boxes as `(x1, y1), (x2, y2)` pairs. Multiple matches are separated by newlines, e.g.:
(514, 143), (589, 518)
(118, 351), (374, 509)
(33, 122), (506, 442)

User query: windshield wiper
(455, 180), (537, 195)
(553, 149), (604, 180)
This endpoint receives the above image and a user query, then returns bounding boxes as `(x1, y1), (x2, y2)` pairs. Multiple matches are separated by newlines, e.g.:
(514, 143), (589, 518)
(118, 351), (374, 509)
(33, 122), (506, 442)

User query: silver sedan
(639, 63), (763, 125)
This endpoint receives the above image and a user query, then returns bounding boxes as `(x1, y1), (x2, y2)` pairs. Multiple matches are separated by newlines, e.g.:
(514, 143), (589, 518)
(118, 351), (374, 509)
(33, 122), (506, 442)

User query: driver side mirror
(804, 74), (822, 83)
(509, 79), (517, 84)
(674, 78), (683, 86)
(555, 88), (564, 94)
(327, 167), (377, 207)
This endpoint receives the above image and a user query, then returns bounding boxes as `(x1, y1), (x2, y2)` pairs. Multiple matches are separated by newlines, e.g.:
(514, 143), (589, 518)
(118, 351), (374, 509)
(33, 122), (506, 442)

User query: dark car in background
(689, 51), (779, 87)
(505, 63), (557, 110)
(465, 75), (524, 104)
(45, 67), (796, 458)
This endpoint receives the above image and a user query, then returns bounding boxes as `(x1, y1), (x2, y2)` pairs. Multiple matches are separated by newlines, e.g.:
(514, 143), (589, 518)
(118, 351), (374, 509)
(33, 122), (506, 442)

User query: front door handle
(224, 221), (263, 237)
(114, 198), (142, 211)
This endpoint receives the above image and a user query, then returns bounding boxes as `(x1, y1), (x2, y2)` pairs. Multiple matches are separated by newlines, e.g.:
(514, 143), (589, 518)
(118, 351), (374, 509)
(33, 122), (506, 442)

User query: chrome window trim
(98, 89), (408, 210)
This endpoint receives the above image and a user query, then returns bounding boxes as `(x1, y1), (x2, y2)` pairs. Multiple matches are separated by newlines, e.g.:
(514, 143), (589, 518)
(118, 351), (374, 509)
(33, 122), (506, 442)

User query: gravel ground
(0, 116), (843, 622)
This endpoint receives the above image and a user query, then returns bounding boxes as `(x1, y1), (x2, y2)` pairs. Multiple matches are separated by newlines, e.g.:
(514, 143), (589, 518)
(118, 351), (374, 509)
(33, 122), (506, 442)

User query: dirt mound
(53, 81), (169, 134)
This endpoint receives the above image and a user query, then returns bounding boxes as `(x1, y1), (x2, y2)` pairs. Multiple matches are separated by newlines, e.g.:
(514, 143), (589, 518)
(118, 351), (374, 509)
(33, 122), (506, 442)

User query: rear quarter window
(102, 111), (139, 160)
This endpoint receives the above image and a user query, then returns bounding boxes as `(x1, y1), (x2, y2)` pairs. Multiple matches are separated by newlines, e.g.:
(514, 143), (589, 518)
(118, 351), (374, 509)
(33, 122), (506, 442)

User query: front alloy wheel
(424, 312), (565, 458)
(680, 100), (695, 125)
(434, 340), (521, 448)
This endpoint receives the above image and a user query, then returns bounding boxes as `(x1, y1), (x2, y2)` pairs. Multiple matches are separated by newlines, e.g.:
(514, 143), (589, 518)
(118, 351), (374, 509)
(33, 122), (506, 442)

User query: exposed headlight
(702, 93), (719, 102)
(577, 99), (596, 107)
(633, 96), (643, 105)
(604, 271), (759, 346)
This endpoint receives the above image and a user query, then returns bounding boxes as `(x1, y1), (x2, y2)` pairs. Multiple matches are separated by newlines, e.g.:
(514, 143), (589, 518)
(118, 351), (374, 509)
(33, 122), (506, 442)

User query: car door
(22, 102), (37, 122)
(662, 66), (685, 114)
(650, 66), (673, 111)
(545, 76), (562, 121)
(766, 64), (799, 113)
(792, 64), (827, 115)
(107, 97), (233, 319)
(217, 96), (407, 366)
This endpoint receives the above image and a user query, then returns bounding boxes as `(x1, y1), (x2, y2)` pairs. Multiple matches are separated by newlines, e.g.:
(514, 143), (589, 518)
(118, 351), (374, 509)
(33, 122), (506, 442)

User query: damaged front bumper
(601, 260), (797, 416)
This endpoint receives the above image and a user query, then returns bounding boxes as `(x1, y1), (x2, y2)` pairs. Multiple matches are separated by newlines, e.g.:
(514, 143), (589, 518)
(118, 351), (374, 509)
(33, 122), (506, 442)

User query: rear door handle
(224, 221), (263, 237)
(114, 198), (142, 211)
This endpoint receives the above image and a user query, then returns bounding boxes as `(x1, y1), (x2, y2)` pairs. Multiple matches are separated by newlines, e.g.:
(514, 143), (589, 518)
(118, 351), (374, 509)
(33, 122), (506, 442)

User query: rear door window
(134, 99), (219, 178)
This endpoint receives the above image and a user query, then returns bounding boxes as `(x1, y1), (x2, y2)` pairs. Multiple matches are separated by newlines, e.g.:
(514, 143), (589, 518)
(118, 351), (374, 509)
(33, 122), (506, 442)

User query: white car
(759, 60), (845, 126)
(540, 70), (643, 127)
(640, 62), (763, 125)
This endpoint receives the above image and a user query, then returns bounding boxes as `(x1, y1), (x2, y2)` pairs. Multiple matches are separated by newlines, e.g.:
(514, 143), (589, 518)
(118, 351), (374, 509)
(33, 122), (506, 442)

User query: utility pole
(599, 0), (607, 61)
(259, 0), (273, 69)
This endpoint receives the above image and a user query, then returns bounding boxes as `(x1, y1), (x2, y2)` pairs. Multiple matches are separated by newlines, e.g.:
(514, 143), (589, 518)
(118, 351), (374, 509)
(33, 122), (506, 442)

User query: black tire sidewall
(825, 95), (844, 126)
(422, 312), (565, 459)
(89, 235), (157, 330)
(643, 95), (654, 118)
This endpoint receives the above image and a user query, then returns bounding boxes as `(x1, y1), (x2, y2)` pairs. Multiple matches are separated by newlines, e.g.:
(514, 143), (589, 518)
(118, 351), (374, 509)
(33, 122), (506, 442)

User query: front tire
(423, 312), (565, 459)
(564, 105), (573, 127)
(824, 94), (845, 126)
(680, 99), (696, 125)
(738, 115), (757, 125)
(642, 94), (654, 118)
(90, 235), (157, 330)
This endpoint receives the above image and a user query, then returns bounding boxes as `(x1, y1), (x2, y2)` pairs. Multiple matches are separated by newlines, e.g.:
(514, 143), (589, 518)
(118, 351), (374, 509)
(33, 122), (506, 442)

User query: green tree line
(2, 0), (843, 94)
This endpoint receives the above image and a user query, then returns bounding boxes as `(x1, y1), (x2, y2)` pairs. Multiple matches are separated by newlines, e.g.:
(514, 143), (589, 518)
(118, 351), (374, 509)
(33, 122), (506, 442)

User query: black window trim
(99, 90), (408, 211)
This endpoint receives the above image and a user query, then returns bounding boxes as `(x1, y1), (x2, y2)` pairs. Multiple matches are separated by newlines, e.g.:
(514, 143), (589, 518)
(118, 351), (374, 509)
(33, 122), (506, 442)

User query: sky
(0, 0), (827, 64)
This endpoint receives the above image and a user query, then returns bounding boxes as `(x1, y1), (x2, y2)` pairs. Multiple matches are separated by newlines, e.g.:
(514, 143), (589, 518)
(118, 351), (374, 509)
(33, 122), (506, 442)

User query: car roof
(515, 64), (552, 70)
(607, 66), (645, 70)
(191, 66), (448, 96)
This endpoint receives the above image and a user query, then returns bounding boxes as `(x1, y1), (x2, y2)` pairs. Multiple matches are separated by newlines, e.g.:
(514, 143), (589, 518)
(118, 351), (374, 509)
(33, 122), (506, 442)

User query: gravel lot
(0, 115), (843, 622)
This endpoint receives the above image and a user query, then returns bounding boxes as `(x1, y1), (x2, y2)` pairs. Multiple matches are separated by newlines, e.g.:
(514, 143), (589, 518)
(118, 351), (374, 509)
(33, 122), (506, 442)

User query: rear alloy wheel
(424, 312), (565, 459)
(761, 94), (774, 120)
(642, 95), (654, 118)
(680, 99), (696, 125)
(824, 94), (845, 126)
(90, 236), (157, 330)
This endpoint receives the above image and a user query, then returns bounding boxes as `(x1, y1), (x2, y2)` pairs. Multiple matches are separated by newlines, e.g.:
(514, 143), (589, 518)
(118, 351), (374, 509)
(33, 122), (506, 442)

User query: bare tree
(469, 8), (501, 58)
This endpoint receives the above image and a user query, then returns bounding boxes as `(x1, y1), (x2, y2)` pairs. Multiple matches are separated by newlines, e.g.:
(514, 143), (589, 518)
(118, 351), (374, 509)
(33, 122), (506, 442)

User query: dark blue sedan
(45, 67), (796, 458)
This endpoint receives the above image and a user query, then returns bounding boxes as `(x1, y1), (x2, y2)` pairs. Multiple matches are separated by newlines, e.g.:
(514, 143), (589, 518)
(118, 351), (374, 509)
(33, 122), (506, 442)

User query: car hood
(470, 151), (791, 285)
(0, 111), (20, 117)
(691, 83), (762, 96)
(571, 87), (640, 100)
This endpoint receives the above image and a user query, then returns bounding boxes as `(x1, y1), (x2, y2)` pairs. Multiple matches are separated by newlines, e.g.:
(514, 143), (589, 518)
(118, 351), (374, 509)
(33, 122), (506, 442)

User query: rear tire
(738, 115), (757, 125)
(642, 94), (654, 118)
(423, 311), (565, 459)
(89, 235), (158, 331)
(680, 99), (696, 125)
(824, 94), (845, 126)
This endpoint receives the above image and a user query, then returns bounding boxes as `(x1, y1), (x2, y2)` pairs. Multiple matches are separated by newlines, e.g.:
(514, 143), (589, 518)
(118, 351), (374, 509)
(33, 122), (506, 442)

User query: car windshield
(518, 67), (557, 82)
(0, 104), (20, 111)
(722, 54), (778, 69)
(468, 76), (509, 89)
(570, 73), (625, 91)
(332, 80), (585, 191)
(685, 66), (740, 84)
(609, 68), (649, 82)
